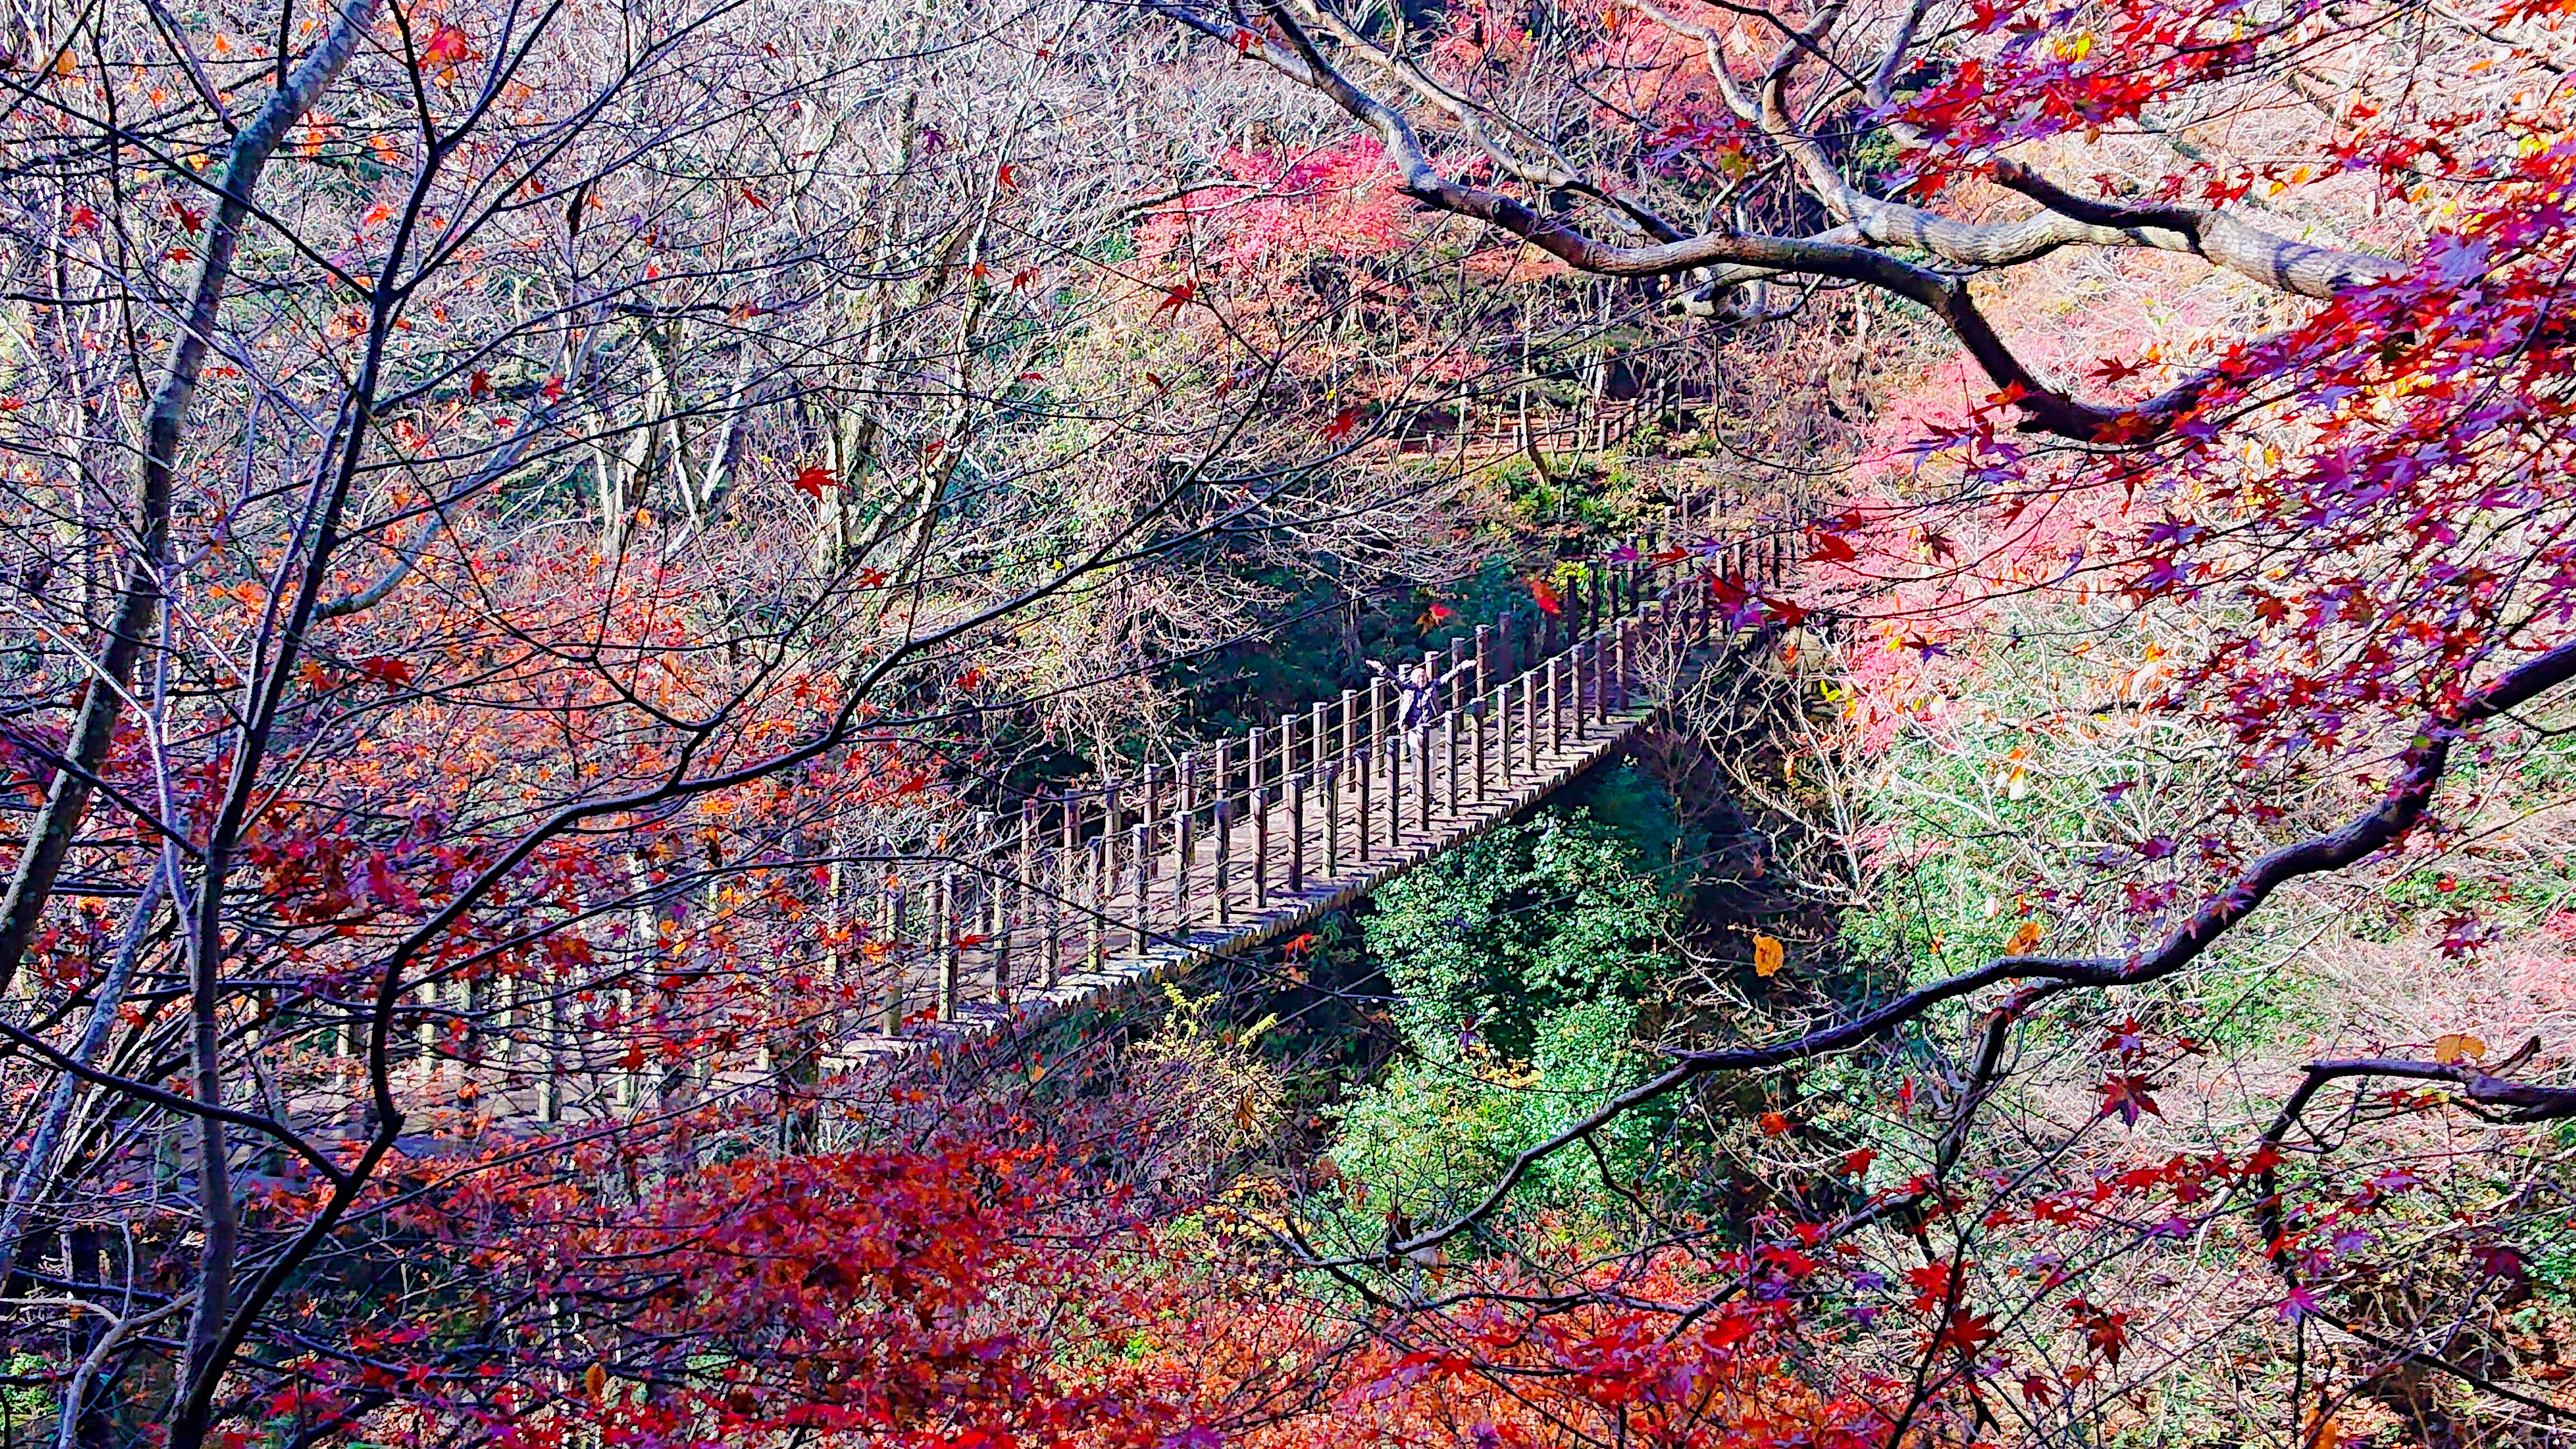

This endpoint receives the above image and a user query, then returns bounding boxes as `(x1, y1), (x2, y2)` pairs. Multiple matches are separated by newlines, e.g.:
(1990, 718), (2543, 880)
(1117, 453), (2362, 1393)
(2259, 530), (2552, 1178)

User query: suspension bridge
(851, 514), (1793, 1060)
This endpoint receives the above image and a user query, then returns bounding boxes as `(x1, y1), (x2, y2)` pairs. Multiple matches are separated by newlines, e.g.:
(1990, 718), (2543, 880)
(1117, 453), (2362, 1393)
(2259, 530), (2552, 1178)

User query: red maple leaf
(1153, 282), (1195, 318)
(419, 23), (475, 68)
(2095, 1073), (2165, 1127)
(1319, 406), (1365, 443)
(1807, 531), (1859, 564)
(793, 465), (834, 499)
(1933, 1308), (1999, 1356)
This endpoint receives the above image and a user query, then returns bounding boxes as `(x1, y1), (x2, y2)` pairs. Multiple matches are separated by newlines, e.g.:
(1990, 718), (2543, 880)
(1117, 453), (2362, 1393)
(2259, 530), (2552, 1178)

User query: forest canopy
(3, 0), (2575, 1443)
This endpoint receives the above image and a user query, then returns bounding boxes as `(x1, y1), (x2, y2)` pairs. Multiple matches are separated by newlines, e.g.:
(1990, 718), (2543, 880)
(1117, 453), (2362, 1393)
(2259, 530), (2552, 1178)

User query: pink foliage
(1135, 137), (1410, 273)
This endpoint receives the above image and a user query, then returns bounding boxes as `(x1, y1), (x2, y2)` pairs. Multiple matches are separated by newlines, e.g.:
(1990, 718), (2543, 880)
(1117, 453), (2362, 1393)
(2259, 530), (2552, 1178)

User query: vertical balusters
(1362, 677), (1385, 860)
(1385, 733), (1403, 852)
(1087, 834), (1107, 972)
(1547, 650), (1565, 752)
(1474, 624), (1492, 799)
(1129, 822), (1150, 951)
(878, 886), (903, 1035)
(1213, 797), (1233, 925)
(1288, 771), (1306, 894)
(1103, 782), (1123, 948)
(936, 873), (958, 1020)
(1174, 787), (1195, 932)
(1441, 709), (1459, 820)
(1520, 668), (1537, 775)
(993, 830), (1015, 1000)
(1052, 797), (1074, 986)
(1215, 738), (1232, 836)
(1181, 754), (1199, 840)
(1324, 763), (1341, 875)
(538, 984), (561, 1122)
(1253, 778), (1270, 908)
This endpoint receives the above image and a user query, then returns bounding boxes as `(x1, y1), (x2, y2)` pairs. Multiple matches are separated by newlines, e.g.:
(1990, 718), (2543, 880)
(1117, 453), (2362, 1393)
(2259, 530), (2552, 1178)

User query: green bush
(1325, 779), (1689, 1224)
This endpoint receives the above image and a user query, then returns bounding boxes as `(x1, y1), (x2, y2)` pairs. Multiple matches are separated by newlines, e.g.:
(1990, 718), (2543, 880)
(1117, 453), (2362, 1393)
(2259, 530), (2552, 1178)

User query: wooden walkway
(854, 526), (1790, 1060)
(378, 522), (1794, 1129)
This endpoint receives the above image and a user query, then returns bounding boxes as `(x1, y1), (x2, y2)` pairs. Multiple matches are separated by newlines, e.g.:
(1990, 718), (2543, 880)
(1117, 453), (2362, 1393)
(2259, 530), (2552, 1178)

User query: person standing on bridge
(1366, 654), (1471, 759)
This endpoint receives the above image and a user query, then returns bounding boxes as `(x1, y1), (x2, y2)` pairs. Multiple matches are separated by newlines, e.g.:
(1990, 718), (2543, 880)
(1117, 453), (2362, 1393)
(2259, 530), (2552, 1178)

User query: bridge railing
(378, 497), (1802, 1126)
(860, 494), (1796, 1024)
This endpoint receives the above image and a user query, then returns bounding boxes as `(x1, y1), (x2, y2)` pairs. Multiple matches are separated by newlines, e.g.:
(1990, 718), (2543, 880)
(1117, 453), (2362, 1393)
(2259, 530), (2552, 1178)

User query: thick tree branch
(0, 0), (386, 998)
(1364, 638), (2576, 1267)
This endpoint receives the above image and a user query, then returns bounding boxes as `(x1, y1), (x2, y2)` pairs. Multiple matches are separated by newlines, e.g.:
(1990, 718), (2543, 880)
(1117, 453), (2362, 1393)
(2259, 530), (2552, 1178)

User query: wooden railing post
(1442, 710), (1460, 818)
(1504, 670), (1524, 778)
(1252, 783), (1271, 908)
(1288, 773), (1306, 893)
(992, 835), (1015, 999)
(1474, 624), (1492, 799)
(1213, 798), (1234, 925)
(936, 873), (959, 1020)
(878, 887), (904, 1036)
(1103, 781), (1123, 933)
(1323, 764), (1342, 874)
(1128, 822), (1150, 951)
(1087, 835), (1107, 972)
(1215, 738), (1232, 831)
(1053, 798), (1077, 986)
(1354, 728), (1372, 863)
(1547, 652), (1565, 752)
(1174, 799), (1195, 931)
(1386, 734), (1404, 851)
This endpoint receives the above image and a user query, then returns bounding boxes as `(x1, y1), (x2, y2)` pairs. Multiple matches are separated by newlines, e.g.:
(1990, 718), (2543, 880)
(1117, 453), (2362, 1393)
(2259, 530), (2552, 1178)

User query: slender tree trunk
(0, 0), (382, 998)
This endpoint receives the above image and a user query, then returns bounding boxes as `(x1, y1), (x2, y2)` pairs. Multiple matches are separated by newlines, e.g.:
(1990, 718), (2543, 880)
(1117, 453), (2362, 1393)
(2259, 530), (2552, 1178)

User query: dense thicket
(3, 0), (2575, 1442)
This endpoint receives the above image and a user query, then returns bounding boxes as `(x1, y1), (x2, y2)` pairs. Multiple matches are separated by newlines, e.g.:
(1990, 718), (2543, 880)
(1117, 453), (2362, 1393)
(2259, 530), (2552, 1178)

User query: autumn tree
(0, 0), (1449, 1441)
(1124, 0), (2576, 1435)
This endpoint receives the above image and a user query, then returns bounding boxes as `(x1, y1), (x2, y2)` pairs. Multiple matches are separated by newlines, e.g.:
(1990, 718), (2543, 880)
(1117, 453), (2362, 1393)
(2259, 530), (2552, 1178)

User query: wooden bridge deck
(378, 528), (1789, 1129)
(854, 541), (1772, 1062)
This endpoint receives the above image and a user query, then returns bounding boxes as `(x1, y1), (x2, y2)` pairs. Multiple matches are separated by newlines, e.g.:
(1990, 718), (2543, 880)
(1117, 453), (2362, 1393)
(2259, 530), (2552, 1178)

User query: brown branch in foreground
(2246, 1043), (2576, 1427)
(1164, 0), (2407, 443)
(0, 0), (386, 1000)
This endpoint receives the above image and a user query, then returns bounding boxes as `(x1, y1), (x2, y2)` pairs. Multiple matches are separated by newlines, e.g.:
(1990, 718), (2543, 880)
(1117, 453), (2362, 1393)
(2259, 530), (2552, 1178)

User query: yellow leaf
(2005, 920), (2043, 955)
(1753, 934), (1784, 978)
(2433, 1033), (2485, 1065)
